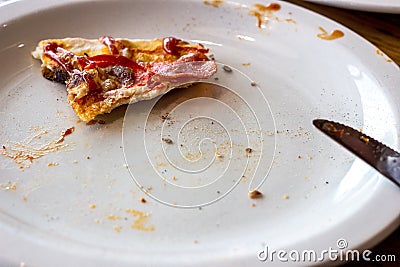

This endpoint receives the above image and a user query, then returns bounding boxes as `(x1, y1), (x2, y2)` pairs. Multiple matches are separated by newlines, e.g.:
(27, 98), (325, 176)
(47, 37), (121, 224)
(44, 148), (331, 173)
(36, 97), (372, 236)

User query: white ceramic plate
(303, 0), (400, 13)
(0, 0), (399, 266)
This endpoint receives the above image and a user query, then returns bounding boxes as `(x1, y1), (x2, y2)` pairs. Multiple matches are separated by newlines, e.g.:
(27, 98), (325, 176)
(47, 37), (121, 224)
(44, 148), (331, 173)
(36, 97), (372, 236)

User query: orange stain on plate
(249, 3), (281, 28)
(204, 0), (224, 8)
(376, 49), (393, 62)
(317, 27), (344, 40)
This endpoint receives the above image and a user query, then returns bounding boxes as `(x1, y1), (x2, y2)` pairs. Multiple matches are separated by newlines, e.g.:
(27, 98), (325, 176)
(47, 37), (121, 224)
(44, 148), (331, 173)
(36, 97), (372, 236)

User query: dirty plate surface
(0, 0), (399, 266)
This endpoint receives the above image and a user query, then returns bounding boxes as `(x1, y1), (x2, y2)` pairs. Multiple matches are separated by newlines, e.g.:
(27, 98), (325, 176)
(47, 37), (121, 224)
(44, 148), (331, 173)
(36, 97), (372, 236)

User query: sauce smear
(204, 0), (224, 7)
(317, 27), (344, 41)
(249, 3), (281, 28)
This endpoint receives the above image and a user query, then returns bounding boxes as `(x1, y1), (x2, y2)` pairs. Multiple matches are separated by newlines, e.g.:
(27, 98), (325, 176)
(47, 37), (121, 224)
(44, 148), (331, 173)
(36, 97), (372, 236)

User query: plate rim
(302, 0), (400, 13)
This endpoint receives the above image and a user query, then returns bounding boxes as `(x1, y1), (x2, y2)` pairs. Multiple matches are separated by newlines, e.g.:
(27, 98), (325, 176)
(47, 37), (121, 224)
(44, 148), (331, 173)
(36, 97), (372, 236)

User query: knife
(313, 119), (400, 187)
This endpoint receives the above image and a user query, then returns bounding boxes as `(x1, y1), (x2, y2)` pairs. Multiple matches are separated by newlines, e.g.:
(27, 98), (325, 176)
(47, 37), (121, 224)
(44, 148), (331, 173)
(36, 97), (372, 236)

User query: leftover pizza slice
(32, 36), (217, 121)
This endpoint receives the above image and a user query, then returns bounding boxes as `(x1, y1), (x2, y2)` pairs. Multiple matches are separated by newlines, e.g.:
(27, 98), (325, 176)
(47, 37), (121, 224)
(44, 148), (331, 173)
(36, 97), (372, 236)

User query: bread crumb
(283, 194), (289, 199)
(1, 181), (17, 191)
(107, 214), (120, 220)
(125, 209), (155, 231)
(249, 189), (263, 199)
(89, 204), (96, 209)
(194, 240), (199, 244)
(162, 137), (173, 144)
(113, 225), (122, 232)
(245, 147), (253, 154)
(140, 197), (147, 203)
(47, 162), (59, 167)
(251, 203), (256, 207)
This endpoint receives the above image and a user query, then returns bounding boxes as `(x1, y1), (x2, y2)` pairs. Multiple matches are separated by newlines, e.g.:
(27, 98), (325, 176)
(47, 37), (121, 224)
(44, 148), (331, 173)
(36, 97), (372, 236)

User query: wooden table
(285, 1), (399, 265)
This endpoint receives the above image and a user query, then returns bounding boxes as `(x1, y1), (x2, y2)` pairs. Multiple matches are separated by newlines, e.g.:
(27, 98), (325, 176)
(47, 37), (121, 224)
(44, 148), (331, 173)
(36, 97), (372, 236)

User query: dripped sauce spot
(317, 27), (344, 41)
(204, 0), (224, 7)
(249, 3), (281, 28)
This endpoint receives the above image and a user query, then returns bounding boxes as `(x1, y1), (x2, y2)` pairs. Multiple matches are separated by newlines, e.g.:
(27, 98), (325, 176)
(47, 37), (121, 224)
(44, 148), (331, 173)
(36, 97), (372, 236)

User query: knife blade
(313, 119), (400, 187)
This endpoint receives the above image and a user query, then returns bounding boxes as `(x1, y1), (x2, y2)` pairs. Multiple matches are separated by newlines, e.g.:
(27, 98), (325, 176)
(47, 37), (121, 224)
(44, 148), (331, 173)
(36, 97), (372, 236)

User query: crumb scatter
(249, 189), (263, 199)
(1, 127), (73, 169)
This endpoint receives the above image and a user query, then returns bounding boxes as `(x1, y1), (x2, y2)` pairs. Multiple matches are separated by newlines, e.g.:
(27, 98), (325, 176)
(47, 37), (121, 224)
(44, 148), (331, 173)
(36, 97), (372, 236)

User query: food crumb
(2, 145), (5, 150)
(162, 137), (173, 144)
(1, 181), (17, 191)
(87, 156), (91, 159)
(222, 65), (232, 72)
(171, 176), (177, 181)
(360, 135), (369, 143)
(297, 155), (302, 159)
(22, 195), (27, 202)
(73, 160), (78, 164)
(140, 197), (147, 203)
(107, 214), (120, 220)
(283, 194), (289, 199)
(285, 18), (297, 24)
(242, 62), (251, 66)
(194, 240), (199, 244)
(89, 204), (96, 209)
(250, 81), (257, 86)
(215, 152), (223, 158)
(161, 113), (170, 122)
(251, 203), (256, 207)
(125, 209), (155, 231)
(113, 225), (122, 233)
(47, 162), (59, 167)
(245, 147), (253, 153)
(249, 189), (263, 199)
